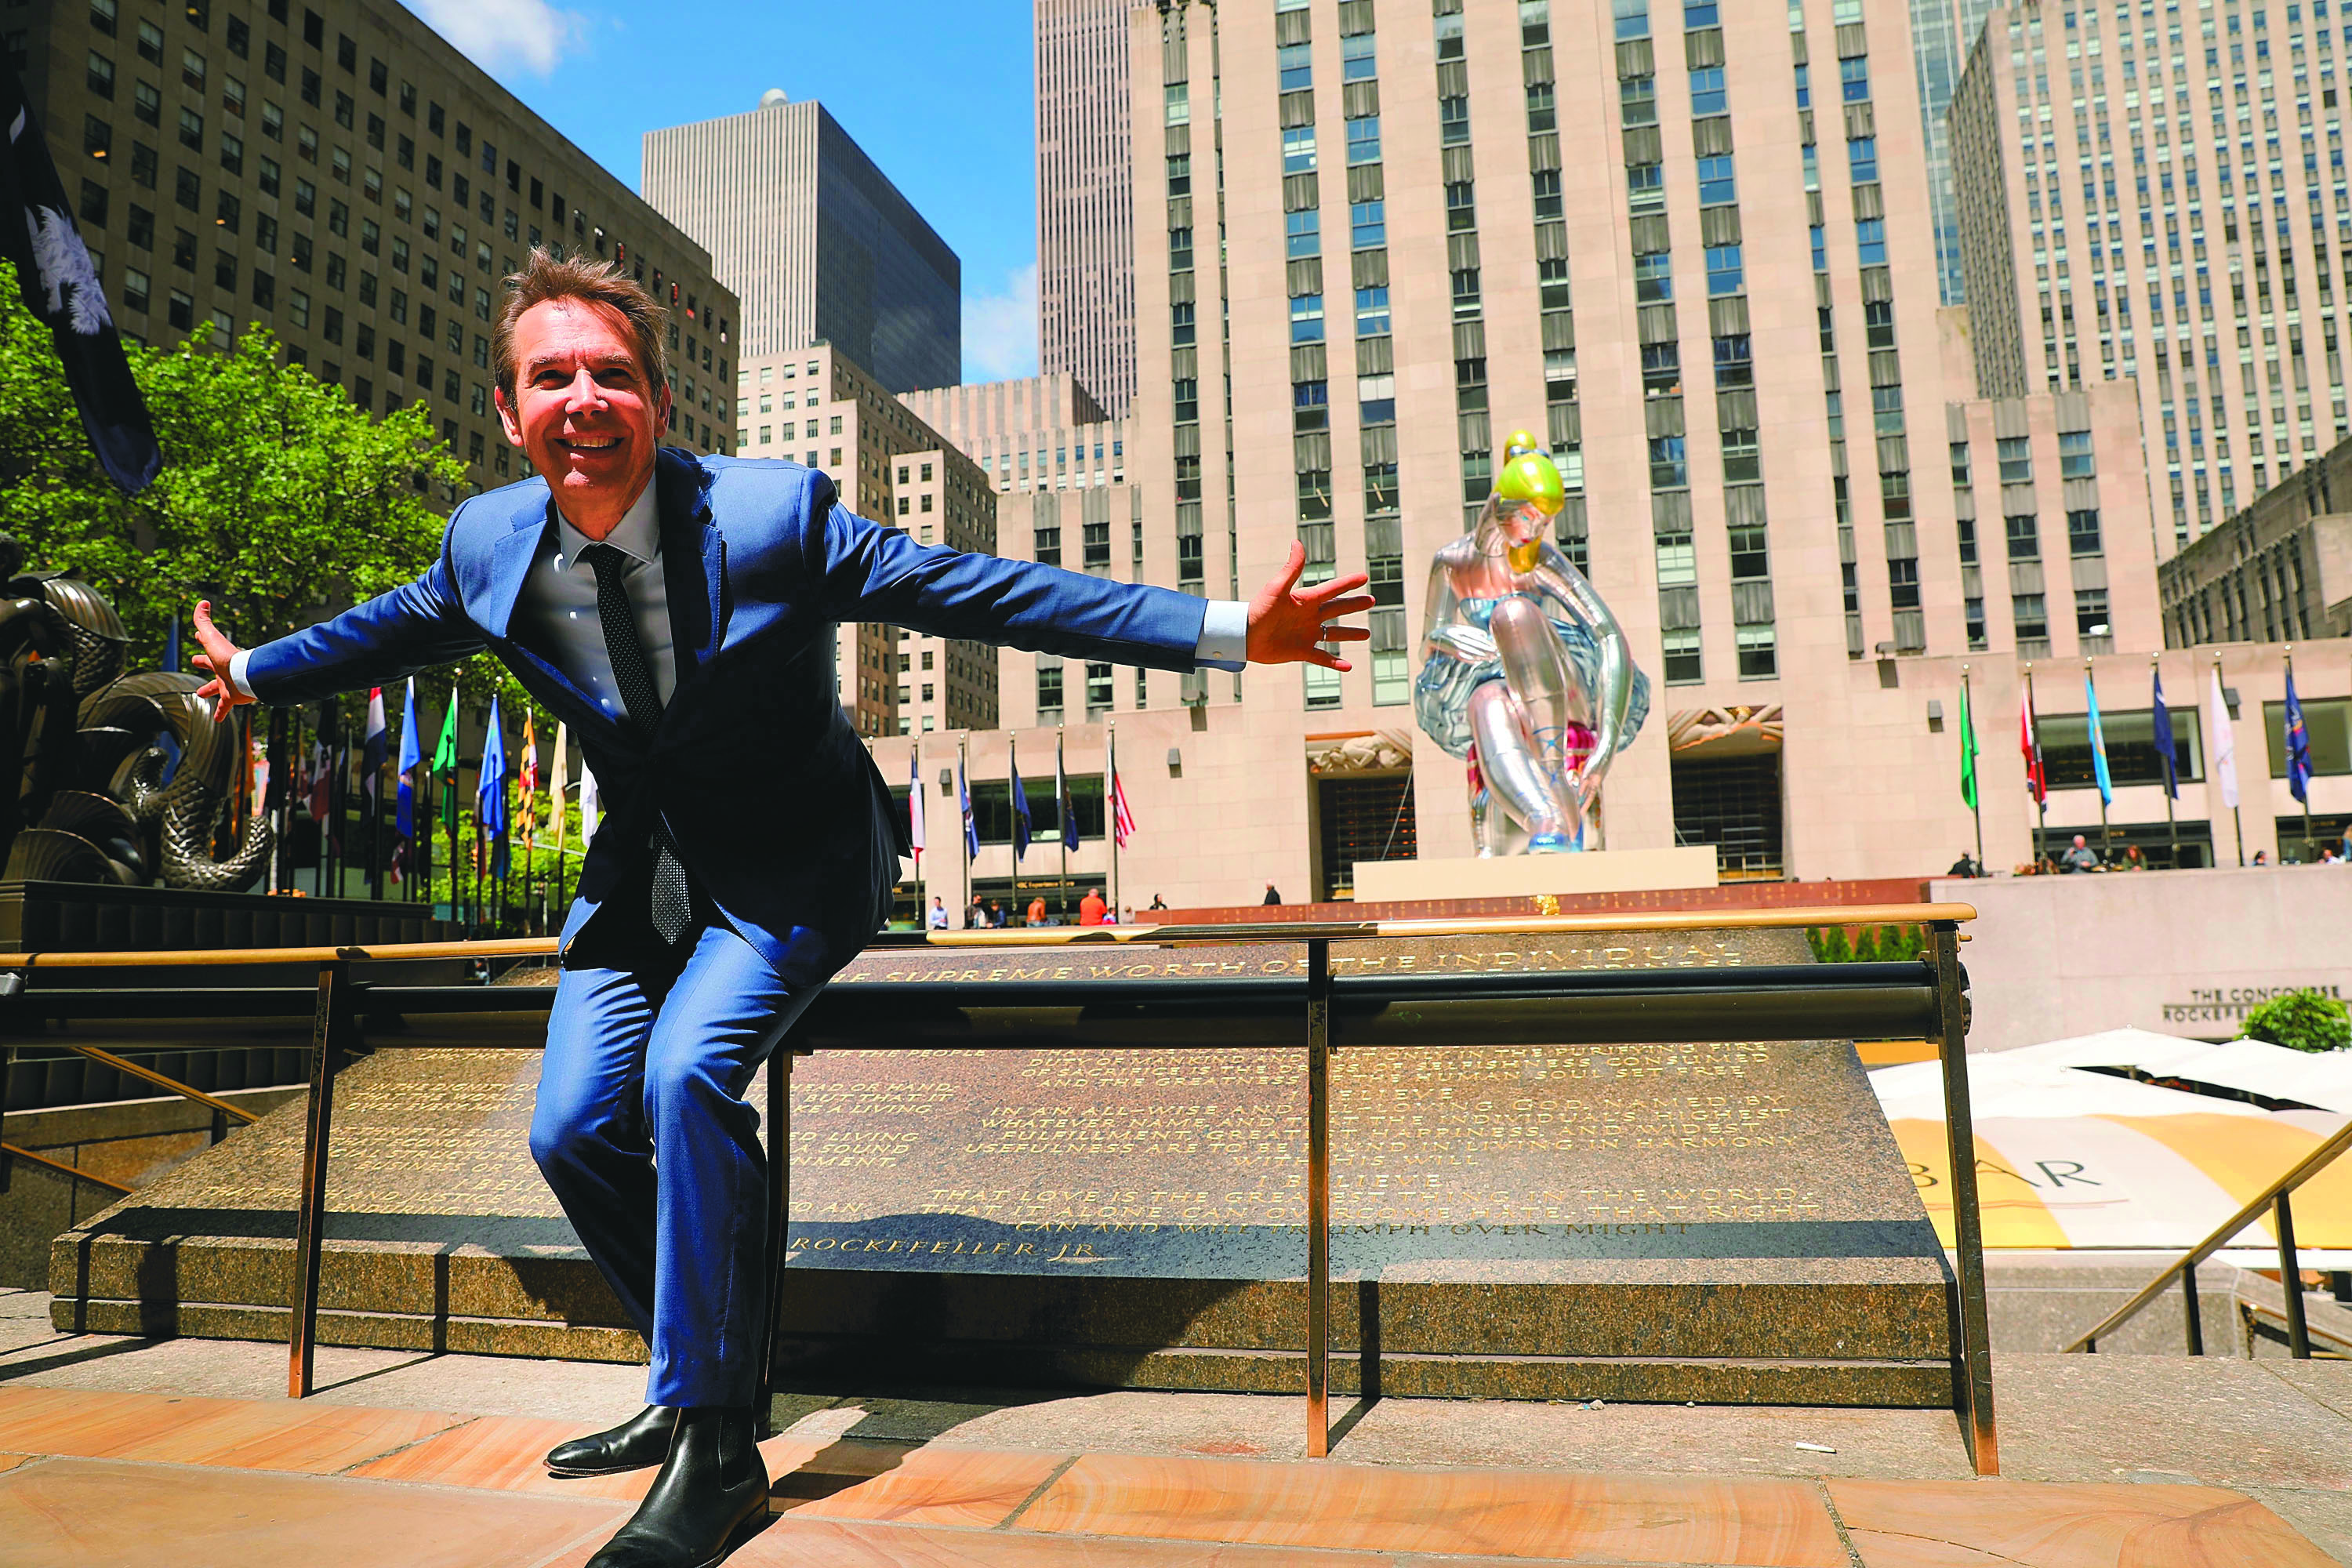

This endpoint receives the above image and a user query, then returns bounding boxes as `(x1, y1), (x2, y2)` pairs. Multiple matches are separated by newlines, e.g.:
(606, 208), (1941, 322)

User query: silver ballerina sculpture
(1414, 430), (1650, 855)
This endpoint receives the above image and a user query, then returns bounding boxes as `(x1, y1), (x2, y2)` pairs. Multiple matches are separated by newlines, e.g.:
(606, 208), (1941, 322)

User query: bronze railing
(2064, 1119), (2352, 1359)
(0, 902), (1994, 1472)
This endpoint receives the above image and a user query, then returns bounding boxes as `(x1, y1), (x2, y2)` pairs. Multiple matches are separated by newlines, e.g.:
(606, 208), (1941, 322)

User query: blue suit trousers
(528, 903), (815, 1409)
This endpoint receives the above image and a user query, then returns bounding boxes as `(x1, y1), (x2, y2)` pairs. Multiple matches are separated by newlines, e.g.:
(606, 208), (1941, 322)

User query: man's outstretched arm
(192, 556), (486, 720)
(817, 482), (1373, 673)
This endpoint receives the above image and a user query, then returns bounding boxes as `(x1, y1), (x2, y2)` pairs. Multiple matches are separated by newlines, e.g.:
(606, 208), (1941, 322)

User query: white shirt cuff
(226, 649), (254, 699)
(1194, 600), (1248, 672)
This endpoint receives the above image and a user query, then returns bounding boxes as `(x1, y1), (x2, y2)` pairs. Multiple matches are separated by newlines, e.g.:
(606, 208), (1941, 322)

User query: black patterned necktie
(580, 542), (690, 946)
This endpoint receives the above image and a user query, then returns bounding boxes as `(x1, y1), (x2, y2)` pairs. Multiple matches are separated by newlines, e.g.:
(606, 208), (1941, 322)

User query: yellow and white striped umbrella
(1894, 1112), (2352, 1250)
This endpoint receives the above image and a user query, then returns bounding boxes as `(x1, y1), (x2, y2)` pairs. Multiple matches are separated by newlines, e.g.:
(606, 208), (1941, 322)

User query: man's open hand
(1246, 542), (1376, 670)
(189, 601), (252, 723)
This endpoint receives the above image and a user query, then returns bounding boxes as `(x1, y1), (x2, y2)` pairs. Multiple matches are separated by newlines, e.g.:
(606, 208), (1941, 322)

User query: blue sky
(400, 0), (1040, 381)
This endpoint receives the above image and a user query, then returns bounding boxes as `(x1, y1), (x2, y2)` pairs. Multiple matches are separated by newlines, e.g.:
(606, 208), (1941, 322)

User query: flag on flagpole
(1056, 735), (1078, 852)
(579, 764), (601, 844)
(1112, 764), (1138, 848)
(1958, 680), (1979, 811)
(362, 687), (387, 807)
(549, 723), (570, 858)
(959, 754), (978, 859)
(1010, 741), (1032, 862)
(2020, 684), (2046, 804)
(517, 709), (540, 851)
(2286, 666), (2314, 804)
(909, 746), (926, 866)
(307, 739), (331, 822)
(2085, 670), (2114, 807)
(434, 684), (460, 833)
(395, 679), (420, 840)
(2209, 668), (2240, 810)
(2151, 669), (2179, 800)
(478, 695), (508, 878)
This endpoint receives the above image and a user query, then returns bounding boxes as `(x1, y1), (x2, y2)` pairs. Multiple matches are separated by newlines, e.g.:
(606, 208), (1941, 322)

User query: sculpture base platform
(49, 927), (1953, 1406)
(1351, 848), (1720, 902)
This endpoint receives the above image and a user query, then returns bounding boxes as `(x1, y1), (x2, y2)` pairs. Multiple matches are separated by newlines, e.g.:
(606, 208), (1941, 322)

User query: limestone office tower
(1948, 0), (2352, 550)
(1039, 0), (1142, 416)
(7, 0), (738, 498)
(1063, 0), (2172, 889)
(643, 93), (961, 394)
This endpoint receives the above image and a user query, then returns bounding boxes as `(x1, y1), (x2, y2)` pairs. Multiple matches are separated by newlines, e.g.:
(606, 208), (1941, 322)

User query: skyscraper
(1951, 0), (2352, 547)
(644, 93), (960, 394)
(1036, 0), (1137, 416)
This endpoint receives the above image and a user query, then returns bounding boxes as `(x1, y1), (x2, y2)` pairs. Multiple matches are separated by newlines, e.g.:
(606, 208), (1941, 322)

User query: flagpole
(2155, 654), (2179, 864)
(1962, 666), (1983, 874)
(1055, 728), (1073, 916)
(551, 722), (571, 918)
(910, 739), (923, 927)
(1109, 720), (1120, 920)
(2024, 663), (2048, 869)
(2217, 652), (2245, 866)
(1011, 732), (1022, 922)
(2289, 643), (2312, 861)
(2085, 657), (2110, 853)
(960, 733), (973, 927)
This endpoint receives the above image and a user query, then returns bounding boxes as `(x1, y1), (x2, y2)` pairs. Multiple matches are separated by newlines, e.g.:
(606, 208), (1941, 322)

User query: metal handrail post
(289, 960), (351, 1398)
(2278, 1191), (2312, 1359)
(1305, 937), (1332, 1458)
(2066, 1118), (2352, 1351)
(1930, 922), (1997, 1476)
(2183, 1259), (2203, 1356)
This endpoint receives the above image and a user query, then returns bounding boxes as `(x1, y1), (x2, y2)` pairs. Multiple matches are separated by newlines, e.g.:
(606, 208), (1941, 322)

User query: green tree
(0, 260), (466, 659)
(2239, 989), (2352, 1054)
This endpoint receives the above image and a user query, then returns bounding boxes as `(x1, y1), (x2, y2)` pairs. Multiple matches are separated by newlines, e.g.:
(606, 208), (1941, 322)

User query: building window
(2066, 508), (2103, 555)
(1996, 435), (2033, 483)
(1290, 293), (1325, 343)
(1354, 285), (1389, 337)
(2058, 428), (2096, 478)
(1286, 208), (1320, 258)
(1036, 664), (1063, 715)
(1689, 67), (1726, 115)
(1661, 627), (1701, 683)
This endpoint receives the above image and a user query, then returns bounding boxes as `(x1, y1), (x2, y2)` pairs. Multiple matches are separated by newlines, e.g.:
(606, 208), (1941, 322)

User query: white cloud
(963, 263), (1038, 383)
(401, 0), (586, 77)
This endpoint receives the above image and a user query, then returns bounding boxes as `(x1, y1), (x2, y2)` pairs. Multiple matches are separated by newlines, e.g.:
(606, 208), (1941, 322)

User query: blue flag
(396, 677), (421, 840)
(1056, 736), (1079, 852)
(163, 612), (180, 673)
(2085, 671), (2114, 807)
(959, 755), (978, 858)
(2151, 669), (2178, 800)
(2286, 667), (2314, 804)
(1010, 744), (1032, 862)
(478, 693), (508, 876)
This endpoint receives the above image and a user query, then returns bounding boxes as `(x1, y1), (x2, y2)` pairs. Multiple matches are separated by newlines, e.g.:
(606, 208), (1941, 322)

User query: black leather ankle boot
(546, 1406), (679, 1478)
(584, 1405), (768, 1568)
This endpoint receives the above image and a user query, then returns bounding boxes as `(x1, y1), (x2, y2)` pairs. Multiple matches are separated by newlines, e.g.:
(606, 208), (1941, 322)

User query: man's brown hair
(492, 248), (670, 403)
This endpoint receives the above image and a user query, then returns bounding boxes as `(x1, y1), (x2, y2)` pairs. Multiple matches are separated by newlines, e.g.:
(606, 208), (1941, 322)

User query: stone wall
(1929, 867), (2352, 1053)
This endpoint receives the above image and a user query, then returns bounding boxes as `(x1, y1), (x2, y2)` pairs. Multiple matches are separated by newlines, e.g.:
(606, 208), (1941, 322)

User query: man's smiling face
(494, 298), (670, 524)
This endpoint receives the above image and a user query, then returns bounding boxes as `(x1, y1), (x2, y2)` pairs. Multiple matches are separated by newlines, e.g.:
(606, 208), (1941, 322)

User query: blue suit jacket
(245, 448), (1211, 984)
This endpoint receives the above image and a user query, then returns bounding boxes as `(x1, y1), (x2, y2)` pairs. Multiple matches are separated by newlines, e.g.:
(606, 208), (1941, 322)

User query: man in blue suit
(192, 252), (1369, 1567)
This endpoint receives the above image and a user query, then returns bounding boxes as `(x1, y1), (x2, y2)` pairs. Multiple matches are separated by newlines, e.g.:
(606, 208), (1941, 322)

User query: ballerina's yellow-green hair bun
(1496, 452), (1565, 516)
(1501, 428), (1545, 460)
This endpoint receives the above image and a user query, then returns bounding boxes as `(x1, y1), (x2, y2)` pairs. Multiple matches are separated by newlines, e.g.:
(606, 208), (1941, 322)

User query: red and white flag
(2020, 684), (2047, 804)
(1112, 766), (1138, 848)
